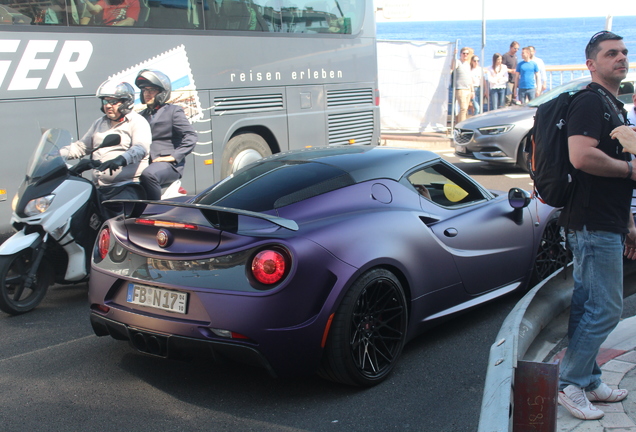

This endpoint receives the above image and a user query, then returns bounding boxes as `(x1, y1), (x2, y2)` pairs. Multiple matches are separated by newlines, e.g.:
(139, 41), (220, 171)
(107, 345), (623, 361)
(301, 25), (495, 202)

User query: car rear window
(194, 160), (355, 212)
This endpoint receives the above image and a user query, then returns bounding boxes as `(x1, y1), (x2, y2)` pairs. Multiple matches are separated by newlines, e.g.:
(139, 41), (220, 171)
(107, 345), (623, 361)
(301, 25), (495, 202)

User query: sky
(374, 0), (635, 22)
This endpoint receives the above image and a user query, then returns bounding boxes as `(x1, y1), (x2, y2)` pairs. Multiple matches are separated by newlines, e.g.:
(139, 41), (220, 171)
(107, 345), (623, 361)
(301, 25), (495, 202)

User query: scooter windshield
(26, 129), (72, 182)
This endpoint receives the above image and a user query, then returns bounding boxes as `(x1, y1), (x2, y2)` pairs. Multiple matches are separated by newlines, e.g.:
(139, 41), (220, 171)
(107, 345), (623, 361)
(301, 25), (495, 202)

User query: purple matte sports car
(88, 146), (567, 386)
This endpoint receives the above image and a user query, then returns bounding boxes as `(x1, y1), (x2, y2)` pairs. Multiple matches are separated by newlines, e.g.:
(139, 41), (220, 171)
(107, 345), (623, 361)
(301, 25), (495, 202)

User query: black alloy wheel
(0, 249), (50, 315)
(531, 211), (571, 285)
(318, 268), (408, 386)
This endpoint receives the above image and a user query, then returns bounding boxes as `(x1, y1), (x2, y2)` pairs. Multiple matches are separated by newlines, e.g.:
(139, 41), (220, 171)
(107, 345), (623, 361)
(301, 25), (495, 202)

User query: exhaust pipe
(129, 330), (168, 357)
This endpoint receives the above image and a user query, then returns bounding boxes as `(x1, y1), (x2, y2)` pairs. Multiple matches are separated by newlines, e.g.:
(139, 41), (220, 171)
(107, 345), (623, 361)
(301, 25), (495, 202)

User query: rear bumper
(90, 312), (278, 376)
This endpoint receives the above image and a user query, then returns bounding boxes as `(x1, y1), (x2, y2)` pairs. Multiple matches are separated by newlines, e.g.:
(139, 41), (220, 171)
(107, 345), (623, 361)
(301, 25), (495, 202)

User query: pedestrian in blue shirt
(515, 47), (541, 103)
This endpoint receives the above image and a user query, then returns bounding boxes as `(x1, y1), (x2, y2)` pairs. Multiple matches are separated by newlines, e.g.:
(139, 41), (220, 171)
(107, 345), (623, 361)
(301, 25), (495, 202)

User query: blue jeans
(489, 88), (506, 110)
(518, 88), (536, 104)
(471, 87), (481, 115)
(559, 227), (624, 391)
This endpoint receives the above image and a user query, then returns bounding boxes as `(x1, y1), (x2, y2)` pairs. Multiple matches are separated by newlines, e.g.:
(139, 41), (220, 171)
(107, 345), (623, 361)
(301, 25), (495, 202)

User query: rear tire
(220, 133), (272, 178)
(318, 268), (408, 387)
(0, 249), (51, 315)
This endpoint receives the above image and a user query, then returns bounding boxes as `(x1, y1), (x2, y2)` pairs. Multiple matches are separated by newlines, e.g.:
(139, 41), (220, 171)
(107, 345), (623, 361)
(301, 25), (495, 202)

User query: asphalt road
(0, 280), (529, 432)
(0, 154), (564, 432)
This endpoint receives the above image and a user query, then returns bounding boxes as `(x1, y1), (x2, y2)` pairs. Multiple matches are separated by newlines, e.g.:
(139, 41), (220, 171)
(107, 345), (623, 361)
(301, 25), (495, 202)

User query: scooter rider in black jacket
(135, 69), (197, 200)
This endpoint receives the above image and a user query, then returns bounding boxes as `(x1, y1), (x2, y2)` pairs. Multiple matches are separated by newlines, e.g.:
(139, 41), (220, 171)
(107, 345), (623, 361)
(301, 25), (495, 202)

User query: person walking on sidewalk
(557, 30), (636, 421)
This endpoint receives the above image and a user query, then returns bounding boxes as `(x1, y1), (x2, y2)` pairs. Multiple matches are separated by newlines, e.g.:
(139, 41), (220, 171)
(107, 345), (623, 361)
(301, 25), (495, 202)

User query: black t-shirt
(502, 52), (517, 83)
(559, 84), (633, 233)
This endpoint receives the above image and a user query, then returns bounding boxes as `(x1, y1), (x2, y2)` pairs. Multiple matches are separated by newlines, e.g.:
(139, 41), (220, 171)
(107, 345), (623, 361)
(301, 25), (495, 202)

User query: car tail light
(98, 227), (110, 260)
(135, 218), (198, 230)
(96, 304), (110, 314)
(209, 328), (250, 339)
(251, 249), (287, 285)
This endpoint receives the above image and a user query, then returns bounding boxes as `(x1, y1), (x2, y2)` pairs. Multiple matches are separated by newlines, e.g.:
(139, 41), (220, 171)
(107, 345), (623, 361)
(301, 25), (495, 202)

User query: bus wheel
(221, 133), (272, 178)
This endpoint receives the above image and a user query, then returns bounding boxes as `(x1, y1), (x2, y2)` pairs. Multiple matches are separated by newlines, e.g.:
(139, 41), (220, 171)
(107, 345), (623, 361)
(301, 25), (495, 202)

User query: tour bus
(0, 0), (380, 237)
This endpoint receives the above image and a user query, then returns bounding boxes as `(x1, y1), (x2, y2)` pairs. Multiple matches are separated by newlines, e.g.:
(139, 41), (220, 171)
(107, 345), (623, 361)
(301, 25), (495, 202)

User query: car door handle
(444, 228), (458, 237)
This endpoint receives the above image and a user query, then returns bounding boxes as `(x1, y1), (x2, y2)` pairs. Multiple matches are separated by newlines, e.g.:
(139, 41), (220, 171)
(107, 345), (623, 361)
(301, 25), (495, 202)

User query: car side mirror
(508, 187), (531, 209)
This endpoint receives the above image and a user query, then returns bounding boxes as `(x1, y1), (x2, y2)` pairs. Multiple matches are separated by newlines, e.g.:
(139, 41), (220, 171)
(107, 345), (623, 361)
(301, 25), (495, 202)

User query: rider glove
(97, 155), (127, 175)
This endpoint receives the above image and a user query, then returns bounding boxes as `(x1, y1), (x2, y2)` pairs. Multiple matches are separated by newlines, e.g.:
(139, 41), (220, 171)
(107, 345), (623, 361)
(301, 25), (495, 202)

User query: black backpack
(525, 89), (589, 208)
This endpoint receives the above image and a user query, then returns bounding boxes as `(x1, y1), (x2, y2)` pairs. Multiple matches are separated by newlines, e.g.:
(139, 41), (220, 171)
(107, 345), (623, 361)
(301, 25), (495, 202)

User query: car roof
(262, 146), (441, 182)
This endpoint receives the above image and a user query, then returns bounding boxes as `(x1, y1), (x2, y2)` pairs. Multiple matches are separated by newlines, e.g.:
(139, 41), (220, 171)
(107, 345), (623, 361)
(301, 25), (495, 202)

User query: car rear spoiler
(102, 199), (299, 231)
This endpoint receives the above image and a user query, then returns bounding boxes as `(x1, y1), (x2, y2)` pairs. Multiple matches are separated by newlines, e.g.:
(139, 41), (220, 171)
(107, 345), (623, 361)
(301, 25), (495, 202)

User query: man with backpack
(557, 30), (636, 421)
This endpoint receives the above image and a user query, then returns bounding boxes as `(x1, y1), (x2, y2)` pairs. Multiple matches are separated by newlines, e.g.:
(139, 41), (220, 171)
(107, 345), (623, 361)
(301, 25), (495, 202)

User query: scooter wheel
(0, 249), (50, 315)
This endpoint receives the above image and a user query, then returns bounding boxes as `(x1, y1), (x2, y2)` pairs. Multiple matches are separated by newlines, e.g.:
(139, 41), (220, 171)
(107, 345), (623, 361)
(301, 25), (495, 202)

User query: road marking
(506, 174), (531, 179)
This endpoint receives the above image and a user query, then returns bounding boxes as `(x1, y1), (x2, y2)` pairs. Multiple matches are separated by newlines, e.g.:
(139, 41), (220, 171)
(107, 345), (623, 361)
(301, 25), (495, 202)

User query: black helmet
(135, 69), (172, 105)
(96, 80), (135, 116)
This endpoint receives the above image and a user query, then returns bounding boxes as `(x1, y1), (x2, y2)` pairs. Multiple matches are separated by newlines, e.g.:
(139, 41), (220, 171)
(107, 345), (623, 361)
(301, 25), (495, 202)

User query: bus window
(204, 0), (266, 31)
(204, 0), (363, 34)
(141, 0), (202, 29)
(0, 0), (72, 25)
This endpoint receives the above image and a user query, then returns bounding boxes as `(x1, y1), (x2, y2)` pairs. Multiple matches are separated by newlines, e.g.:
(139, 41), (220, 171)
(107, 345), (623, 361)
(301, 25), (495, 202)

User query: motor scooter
(0, 128), (143, 314)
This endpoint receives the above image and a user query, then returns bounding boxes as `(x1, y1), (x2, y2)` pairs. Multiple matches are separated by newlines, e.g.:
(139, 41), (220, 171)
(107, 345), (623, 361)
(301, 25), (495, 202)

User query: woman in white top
(486, 53), (509, 110)
(470, 55), (484, 115)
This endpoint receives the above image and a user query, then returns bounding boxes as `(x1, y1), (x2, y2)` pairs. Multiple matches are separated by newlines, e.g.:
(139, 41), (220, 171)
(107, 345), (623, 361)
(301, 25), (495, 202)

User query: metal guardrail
(477, 266), (573, 432)
(545, 62), (636, 90)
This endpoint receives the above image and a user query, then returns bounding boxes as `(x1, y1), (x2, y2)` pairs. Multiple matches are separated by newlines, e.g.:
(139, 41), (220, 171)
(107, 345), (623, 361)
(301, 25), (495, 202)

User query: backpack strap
(586, 83), (628, 127)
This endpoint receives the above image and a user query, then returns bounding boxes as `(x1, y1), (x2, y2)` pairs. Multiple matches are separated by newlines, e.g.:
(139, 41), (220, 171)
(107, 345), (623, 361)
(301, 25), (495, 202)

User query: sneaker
(587, 382), (629, 403)
(558, 385), (604, 420)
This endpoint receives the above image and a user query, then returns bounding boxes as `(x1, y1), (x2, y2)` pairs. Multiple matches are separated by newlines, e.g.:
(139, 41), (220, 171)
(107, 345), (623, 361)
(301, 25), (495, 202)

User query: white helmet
(96, 80), (135, 116)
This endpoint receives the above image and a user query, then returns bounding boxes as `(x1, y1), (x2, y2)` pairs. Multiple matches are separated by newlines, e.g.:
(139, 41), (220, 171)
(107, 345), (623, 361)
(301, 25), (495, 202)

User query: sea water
(377, 16), (636, 67)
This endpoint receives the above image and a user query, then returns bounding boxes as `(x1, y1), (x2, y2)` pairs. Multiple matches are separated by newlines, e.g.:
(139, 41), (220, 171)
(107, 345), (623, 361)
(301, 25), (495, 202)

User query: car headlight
(24, 194), (55, 216)
(478, 125), (514, 135)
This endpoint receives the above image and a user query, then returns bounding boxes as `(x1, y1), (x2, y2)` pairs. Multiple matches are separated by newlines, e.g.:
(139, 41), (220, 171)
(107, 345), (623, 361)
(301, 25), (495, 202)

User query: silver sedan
(454, 74), (635, 170)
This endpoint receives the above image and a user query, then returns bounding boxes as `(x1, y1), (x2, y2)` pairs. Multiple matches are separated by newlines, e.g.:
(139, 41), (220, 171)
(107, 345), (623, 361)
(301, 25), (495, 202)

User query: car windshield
(527, 78), (591, 107)
(195, 160), (356, 212)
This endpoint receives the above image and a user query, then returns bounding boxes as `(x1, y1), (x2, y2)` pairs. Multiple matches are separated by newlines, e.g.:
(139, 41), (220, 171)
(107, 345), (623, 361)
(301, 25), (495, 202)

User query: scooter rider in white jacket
(60, 80), (151, 211)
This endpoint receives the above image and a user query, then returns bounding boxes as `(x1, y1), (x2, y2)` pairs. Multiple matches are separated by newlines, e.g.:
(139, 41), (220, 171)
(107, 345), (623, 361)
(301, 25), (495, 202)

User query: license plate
(456, 145), (466, 153)
(127, 283), (188, 314)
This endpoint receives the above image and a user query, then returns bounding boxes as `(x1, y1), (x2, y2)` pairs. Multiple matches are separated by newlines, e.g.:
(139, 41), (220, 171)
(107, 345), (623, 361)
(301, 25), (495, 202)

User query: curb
(478, 264), (636, 432)
(380, 134), (453, 151)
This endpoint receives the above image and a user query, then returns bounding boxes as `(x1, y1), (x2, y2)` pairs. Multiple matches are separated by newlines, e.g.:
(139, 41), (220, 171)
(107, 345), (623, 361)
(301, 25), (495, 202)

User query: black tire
(530, 211), (571, 286)
(0, 249), (50, 315)
(516, 137), (530, 173)
(220, 133), (272, 178)
(318, 268), (408, 387)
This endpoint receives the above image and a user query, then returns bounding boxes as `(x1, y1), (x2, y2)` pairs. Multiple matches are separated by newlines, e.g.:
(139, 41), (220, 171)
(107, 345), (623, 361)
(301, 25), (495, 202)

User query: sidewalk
(380, 132), (453, 151)
(548, 317), (636, 431)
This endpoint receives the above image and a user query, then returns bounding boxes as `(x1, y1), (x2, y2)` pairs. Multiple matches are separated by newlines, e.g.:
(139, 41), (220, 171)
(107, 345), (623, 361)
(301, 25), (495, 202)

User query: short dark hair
(510, 41), (519, 48)
(585, 30), (623, 60)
